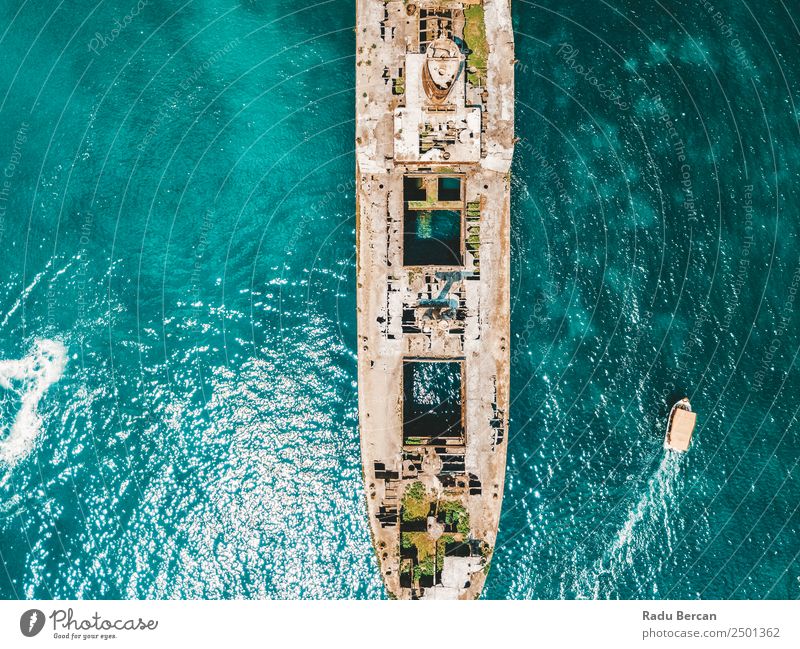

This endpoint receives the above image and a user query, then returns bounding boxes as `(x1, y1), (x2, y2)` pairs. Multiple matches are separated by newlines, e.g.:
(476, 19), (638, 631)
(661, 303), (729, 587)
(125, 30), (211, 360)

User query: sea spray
(577, 453), (683, 597)
(0, 339), (67, 465)
(0, 261), (52, 329)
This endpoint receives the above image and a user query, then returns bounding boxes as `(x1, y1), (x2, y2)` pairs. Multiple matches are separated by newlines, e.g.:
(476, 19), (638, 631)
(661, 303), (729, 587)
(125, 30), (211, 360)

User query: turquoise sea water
(0, 0), (798, 599)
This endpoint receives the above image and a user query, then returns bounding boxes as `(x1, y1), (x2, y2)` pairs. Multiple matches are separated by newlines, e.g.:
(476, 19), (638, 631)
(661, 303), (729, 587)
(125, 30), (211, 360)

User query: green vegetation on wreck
(414, 555), (435, 581)
(436, 533), (456, 567)
(400, 483), (478, 590)
(464, 4), (488, 86)
(439, 499), (470, 535)
(401, 481), (431, 521)
(402, 531), (437, 583)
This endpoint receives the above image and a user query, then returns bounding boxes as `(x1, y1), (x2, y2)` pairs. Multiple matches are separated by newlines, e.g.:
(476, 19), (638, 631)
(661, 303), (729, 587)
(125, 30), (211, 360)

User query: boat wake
(0, 260), (55, 330)
(577, 453), (683, 598)
(0, 339), (68, 466)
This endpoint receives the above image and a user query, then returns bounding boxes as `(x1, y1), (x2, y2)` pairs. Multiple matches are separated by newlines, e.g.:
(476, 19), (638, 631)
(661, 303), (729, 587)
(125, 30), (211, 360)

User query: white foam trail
(0, 260), (54, 329)
(577, 453), (682, 597)
(0, 339), (68, 465)
(609, 454), (680, 556)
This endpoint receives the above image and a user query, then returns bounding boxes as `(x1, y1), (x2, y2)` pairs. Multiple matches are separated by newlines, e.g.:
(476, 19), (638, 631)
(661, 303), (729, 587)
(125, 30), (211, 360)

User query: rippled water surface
(0, 0), (798, 599)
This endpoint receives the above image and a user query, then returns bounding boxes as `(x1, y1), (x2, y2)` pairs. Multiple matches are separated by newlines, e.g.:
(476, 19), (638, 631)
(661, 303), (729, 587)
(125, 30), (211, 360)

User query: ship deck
(356, 0), (514, 599)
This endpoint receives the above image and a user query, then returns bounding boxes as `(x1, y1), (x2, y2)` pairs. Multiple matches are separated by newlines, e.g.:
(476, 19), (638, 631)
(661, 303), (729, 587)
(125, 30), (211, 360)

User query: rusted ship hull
(356, 0), (514, 599)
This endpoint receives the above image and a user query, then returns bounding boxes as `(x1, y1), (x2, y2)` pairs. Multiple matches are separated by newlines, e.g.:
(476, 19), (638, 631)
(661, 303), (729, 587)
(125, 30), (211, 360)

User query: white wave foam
(0, 339), (68, 465)
(616, 455), (679, 556)
(577, 453), (682, 597)
(0, 260), (53, 329)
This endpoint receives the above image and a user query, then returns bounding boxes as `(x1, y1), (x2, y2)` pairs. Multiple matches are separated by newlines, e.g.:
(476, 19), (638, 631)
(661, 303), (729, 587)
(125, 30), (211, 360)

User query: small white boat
(665, 398), (696, 452)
